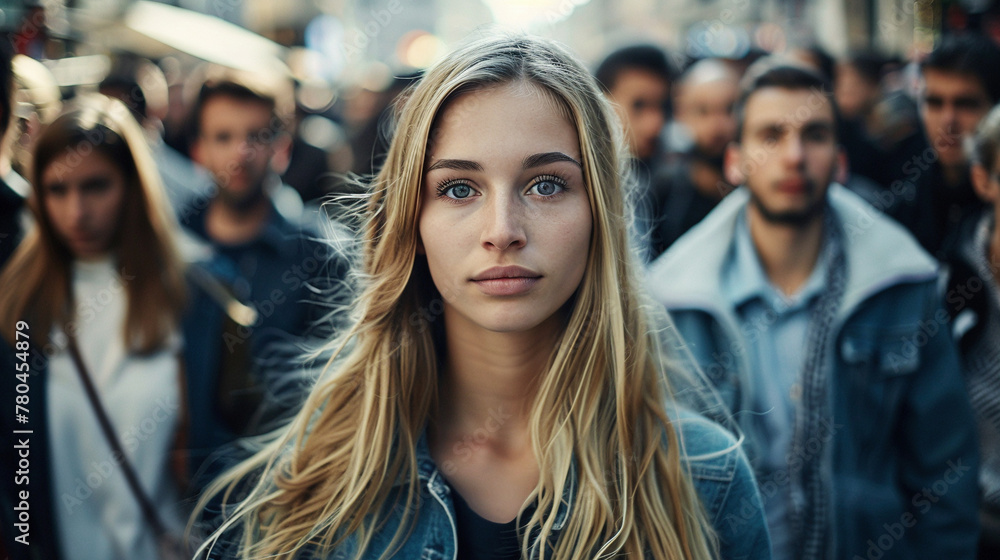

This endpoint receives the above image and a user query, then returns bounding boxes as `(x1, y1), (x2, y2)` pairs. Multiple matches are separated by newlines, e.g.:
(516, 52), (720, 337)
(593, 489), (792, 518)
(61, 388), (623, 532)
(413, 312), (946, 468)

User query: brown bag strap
(65, 334), (169, 538)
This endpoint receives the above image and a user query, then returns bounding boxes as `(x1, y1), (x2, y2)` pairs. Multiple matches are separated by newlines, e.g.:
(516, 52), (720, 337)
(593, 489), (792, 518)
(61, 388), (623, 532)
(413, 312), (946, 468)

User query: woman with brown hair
(0, 94), (250, 560)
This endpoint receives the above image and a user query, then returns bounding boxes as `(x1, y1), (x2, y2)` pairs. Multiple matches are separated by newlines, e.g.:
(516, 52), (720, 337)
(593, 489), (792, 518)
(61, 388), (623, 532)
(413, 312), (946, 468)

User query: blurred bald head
(674, 59), (740, 158)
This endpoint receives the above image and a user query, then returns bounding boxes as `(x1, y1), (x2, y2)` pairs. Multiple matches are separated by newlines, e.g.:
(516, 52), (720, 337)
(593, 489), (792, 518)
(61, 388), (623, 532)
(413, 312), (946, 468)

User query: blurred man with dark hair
(649, 63), (979, 559)
(182, 69), (353, 435)
(595, 44), (675, 163)
(595, 44), (676, 261)
(890, 34), (1000, 258)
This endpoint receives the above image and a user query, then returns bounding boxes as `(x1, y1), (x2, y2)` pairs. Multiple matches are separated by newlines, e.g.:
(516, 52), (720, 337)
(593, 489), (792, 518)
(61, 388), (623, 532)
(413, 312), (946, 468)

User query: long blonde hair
(0, 94), (186, 352)
(198, 33), (717, 559)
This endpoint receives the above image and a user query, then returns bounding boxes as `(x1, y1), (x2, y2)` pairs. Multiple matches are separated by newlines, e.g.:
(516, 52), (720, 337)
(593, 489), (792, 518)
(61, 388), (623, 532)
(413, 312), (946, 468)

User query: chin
(471, 308), (557, 335)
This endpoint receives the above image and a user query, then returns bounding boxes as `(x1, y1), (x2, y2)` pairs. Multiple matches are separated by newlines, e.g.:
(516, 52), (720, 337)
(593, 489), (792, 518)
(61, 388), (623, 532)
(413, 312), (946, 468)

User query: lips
(776, 179), (807, 194)
(471, 266), (542, 296)
(67, 230), (98, 245)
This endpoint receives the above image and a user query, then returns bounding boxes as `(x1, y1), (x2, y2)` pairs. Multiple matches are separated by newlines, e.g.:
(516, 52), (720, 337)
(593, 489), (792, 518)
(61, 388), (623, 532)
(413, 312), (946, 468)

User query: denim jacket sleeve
(675, 412), (772, 559)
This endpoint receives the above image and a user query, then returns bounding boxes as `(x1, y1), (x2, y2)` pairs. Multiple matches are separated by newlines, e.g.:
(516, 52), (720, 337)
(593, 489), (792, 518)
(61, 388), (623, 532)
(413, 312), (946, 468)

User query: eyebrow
(522, 152), (582, 169)
(426, 159), (484, 172)
(752, 119), (833, 135)
(802, 121), (835, 133)
(426, 151), (582, 172)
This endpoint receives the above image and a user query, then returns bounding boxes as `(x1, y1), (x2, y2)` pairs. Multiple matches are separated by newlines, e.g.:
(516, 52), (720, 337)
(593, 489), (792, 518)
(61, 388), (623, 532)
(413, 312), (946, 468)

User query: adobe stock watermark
(59, 394), (181, 514)
(439, 405), (514, 476)
(721, 416), (839, 531)
(341, 0), (407, 63)
(874, 234), (1000, 374)
(852, 458), (972, 560)
(684, 0), (752, 57)
(840, 123), (965, 242)
(24, 268), (137, 373)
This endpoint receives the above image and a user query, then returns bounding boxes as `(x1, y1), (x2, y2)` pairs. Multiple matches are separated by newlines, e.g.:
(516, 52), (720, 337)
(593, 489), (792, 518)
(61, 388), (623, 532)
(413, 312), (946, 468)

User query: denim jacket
(647, 185), (980, 559)
(314, 412), (770, 560)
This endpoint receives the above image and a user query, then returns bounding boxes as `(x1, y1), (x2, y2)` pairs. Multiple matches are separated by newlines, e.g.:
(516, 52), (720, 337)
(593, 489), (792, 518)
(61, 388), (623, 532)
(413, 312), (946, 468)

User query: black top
(644, 158), (724, 261)
(452, 490), (529, 560)
(0, 175), (26, 269)
(887, 160), (985, 259)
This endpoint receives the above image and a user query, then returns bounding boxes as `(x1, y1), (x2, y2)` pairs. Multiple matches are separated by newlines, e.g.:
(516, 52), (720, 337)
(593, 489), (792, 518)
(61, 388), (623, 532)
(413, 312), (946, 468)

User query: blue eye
(446, 184), (473, 199)
(436, 181), (477, 200)
(528, 175), (567, 197)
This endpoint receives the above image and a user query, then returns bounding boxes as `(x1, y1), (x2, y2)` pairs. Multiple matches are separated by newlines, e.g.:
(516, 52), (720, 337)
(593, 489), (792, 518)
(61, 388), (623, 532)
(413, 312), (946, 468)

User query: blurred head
(39, 145), (126, 260)
(0, 94), (185, 351)
(920, 35), (1000, 170)
(190, 69), (290, 208)
(9, 53), (61, 175)
(33, 95), (171, 260)
(968, 104), (1000, 209)
(99, 57), (170, 125)
(595, 44), (674, 160)
(835, 51), (886, 120)
(727, 64), (841, 227)
(674, 58), (739, 159)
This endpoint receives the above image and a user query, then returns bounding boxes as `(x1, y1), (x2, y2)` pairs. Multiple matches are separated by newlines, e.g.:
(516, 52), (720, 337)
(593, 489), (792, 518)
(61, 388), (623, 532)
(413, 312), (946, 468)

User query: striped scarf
(788, 212), (847, 559)
(962, 213), (1000, 510)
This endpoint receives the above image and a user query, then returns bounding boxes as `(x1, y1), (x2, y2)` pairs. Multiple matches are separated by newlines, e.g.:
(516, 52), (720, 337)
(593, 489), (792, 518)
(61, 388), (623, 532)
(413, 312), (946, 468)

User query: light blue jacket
(646, 185), (980, 558)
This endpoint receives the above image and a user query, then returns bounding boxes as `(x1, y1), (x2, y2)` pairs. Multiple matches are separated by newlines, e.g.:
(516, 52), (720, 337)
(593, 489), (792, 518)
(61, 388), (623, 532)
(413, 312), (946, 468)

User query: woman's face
(419, 82), (593, 334)
(41, 150), (128, 260)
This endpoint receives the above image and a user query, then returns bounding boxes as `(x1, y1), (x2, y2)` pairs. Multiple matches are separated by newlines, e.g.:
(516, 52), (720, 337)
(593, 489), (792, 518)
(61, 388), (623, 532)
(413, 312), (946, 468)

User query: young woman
(198, 34), (770, 559)
(0, 94), (249, 560)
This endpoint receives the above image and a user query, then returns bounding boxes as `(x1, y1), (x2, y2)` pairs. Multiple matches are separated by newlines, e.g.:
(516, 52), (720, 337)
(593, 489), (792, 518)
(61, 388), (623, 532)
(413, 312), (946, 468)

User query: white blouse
(46, 257), (185, 560)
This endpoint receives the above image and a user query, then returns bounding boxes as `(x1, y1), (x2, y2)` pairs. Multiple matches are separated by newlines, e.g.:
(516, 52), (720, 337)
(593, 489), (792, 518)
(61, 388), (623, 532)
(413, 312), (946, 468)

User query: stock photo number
(11, 319), (31, 546)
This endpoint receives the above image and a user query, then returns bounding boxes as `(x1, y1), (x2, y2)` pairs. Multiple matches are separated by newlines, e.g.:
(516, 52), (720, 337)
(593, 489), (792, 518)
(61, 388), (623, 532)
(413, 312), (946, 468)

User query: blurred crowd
(0, 4), (1000, 559)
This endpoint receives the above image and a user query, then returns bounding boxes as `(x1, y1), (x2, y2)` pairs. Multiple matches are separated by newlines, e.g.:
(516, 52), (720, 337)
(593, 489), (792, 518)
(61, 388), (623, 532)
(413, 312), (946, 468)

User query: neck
(690, 158), (728, 200)
(941, 164), (968, 189)
(747, 207), (825, 296)
(206, 194), (270, 245)
(432, 308), (562, 446)
(74, 252), (114, 265)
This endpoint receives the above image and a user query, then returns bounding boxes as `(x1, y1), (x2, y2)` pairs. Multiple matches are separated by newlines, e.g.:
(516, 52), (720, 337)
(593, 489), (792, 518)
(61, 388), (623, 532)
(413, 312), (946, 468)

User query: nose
(235, 137), (254, 162)
(645, 110), (666, 140)
(781, 135), (805, 168)
(480, 192), (527, 251)
(940, 102), (961, 133)
(67, 189), (88, 229)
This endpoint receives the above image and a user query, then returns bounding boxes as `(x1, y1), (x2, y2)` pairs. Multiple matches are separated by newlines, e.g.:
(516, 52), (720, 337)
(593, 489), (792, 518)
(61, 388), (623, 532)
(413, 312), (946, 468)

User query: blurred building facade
(1, 0), (999, 82)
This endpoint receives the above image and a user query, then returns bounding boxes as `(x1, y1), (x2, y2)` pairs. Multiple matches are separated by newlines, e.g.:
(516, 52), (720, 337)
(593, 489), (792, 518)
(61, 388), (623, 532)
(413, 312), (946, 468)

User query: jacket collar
(183, 197), (304, 256)
(647, 184), (939, 322)
(413, 430), (575, 531)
